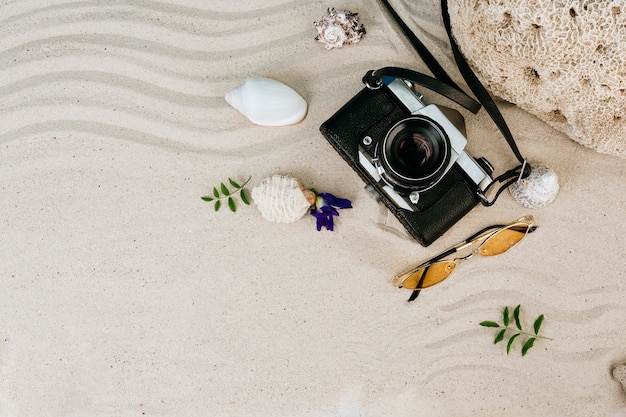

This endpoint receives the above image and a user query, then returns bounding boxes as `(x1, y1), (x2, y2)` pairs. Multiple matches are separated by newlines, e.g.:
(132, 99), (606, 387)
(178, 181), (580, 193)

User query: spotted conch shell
(252, 175), (316, 223)
(509, 163), (559, 209)
(314, 8), (366, 50)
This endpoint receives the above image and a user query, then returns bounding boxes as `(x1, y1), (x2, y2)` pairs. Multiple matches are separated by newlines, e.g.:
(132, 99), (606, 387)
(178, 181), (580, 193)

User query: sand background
(1, 1), (625, 416)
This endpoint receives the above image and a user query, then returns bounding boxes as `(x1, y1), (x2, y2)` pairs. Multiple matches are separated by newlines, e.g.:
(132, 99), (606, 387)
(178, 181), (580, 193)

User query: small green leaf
(203, 176), (251, 214)
(521, 337), (536, 356)
(240, 189), (250, 205)
(506, 333), (520, 354)
(482, 305), (550, 356)
(514, 305), (522, 330)
(494, 329), (506, 344)
(533, 314), (545, 335)
(229, 178), (241, 188)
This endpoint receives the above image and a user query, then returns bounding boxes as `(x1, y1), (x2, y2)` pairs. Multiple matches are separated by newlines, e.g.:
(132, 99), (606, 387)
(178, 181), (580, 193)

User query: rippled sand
(1, 1), (625, 416)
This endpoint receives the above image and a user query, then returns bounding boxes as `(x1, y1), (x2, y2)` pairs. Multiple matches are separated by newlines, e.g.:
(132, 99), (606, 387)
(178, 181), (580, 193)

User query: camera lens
(380, 116), (450, 191)
(393, 130), (436, 173)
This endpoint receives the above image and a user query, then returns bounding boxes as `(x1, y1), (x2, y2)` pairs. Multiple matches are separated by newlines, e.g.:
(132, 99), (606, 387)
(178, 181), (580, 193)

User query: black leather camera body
(320, 74), (494, 246)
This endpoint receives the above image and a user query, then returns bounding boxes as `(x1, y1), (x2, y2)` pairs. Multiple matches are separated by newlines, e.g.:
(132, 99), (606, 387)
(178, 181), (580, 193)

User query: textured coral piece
(251, 175), (315, 223)
(448, 0), (626, 158)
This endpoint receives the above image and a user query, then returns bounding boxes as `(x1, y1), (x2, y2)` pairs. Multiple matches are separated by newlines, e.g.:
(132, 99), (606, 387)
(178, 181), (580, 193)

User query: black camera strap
(373, 0), (530, 206)
(362, 67), (481, 113)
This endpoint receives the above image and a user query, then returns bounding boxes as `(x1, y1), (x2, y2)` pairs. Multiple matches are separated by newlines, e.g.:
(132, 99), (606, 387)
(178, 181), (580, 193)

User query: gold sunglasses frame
(393, 215), (537, 299)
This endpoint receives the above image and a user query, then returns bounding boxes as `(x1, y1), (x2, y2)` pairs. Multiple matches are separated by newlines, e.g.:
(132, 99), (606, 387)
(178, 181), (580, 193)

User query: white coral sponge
(448, 0), (626, 158)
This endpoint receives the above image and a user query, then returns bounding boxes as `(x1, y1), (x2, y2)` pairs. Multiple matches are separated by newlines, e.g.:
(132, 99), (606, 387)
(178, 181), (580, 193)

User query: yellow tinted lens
(479, 224), (529, 256)
(399, 261), (456, 289)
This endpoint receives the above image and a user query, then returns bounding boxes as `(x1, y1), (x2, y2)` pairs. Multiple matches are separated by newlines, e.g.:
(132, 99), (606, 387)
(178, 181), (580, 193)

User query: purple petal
(310, 210), (335, 232)
(318, 193), (352, 209)
(309, 192), (351, 232)
(316, 216), (324, 231)
(321, 205), (339, 216)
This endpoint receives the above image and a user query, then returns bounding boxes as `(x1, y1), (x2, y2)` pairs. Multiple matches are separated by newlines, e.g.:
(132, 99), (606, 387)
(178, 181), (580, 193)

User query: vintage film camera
(320, 73), (494, 246)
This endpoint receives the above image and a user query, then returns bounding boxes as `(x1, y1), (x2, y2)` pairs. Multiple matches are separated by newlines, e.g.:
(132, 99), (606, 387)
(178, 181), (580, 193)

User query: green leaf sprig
(480, 305), (552, 356)
(201, 176), (251, 212)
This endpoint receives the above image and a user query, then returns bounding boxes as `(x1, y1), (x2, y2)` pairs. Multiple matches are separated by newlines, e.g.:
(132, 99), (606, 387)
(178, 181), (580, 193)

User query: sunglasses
(393, 215), (537, 301)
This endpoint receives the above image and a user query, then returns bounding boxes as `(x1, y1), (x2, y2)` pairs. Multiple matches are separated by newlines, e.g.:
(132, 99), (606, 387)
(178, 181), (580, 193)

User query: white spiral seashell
(224, 77), (308, 127)
(314, 8), (366, 50)
(320, 24), (347, 50)
(509, 163), (559, 209)
(252, 175), (315, 223)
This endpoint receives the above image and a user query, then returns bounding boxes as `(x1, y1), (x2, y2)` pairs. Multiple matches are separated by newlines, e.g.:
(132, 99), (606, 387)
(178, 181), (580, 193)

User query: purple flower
(310, 192), (352, 231)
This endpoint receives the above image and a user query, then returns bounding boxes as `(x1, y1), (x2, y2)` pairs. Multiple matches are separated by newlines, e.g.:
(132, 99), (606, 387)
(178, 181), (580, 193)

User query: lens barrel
(379, 116), (451, 191)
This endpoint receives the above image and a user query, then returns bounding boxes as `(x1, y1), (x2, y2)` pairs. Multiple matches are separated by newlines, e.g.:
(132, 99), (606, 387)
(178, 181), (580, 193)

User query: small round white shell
(509, 163), (559, 209)
(225, 77), (308, 126)
(252, 175), (315, 223)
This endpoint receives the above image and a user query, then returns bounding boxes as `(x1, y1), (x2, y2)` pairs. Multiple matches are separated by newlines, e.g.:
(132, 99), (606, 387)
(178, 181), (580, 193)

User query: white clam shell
(252, 175), (315, 223)
(509, 163), (559, 209)
(225, 77), (308, 126)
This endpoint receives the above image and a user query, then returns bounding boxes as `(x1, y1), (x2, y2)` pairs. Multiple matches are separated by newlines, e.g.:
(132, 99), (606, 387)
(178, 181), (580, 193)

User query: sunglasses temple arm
(403, 226), (500, 279)
(397, 246), (458, 280)
(408, 289), (421, 302)
(406, 247), (457, 303)
(465, 224), (505, 242)
(403, 226), (500, 302)
(405, 236), (481, 302)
